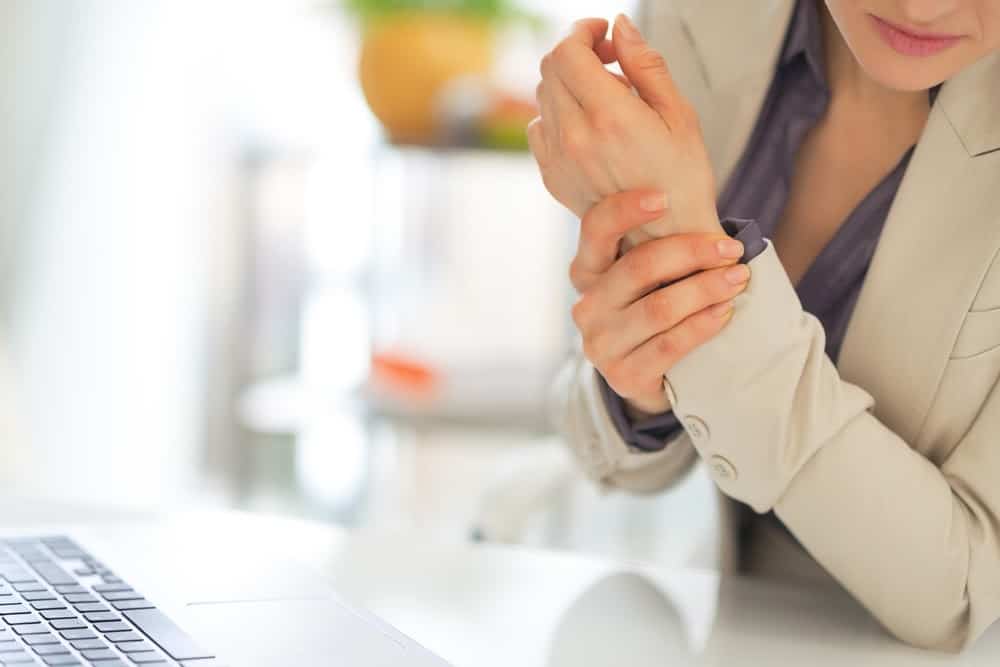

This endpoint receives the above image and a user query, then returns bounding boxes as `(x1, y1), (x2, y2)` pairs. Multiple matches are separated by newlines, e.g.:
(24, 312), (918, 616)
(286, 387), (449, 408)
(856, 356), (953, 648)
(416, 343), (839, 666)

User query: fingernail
(639, 193), (668, 213)
(725, 265), (751, 285)
(710, 300), (734, 318)
(717, 239), (744, 260)
(616, 13), (642, 41)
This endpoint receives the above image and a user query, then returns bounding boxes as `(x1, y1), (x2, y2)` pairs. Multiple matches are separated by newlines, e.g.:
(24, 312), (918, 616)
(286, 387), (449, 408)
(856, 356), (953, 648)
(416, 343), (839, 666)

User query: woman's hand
(573, 189), (750, 415)
(529, 15), (721, 244)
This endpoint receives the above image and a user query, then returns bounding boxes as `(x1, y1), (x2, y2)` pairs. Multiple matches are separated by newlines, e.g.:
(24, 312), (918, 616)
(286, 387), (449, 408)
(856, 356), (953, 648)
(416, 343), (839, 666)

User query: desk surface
(4, 505), (997, 666)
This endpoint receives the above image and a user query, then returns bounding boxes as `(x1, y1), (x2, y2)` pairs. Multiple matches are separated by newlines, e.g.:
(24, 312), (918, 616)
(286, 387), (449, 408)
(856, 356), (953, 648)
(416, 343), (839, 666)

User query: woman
(529, 0), (1000, 652)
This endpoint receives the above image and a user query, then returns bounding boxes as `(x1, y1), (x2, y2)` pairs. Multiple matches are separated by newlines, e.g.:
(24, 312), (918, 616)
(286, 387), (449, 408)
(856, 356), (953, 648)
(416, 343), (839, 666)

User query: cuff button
(682, 415), (710, 442)
(708, 455), (738, 481)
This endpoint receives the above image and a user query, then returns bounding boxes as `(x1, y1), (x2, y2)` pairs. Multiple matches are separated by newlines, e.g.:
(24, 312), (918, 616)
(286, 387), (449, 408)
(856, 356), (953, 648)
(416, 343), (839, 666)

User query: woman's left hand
(529, 14), (722, 241)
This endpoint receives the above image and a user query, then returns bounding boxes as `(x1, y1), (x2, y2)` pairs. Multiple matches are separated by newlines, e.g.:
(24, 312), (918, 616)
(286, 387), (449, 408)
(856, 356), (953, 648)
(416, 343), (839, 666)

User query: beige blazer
(555, 0), (1000, 652)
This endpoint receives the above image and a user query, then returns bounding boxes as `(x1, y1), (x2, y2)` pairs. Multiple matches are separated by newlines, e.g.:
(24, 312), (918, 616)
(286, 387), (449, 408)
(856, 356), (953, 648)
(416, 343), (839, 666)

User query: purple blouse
(600, 0), (938, 454)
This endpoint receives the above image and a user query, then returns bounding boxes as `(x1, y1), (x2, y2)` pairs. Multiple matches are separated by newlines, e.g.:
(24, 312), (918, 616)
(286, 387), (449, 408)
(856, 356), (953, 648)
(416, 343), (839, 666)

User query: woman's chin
(853, 49), (956, 92)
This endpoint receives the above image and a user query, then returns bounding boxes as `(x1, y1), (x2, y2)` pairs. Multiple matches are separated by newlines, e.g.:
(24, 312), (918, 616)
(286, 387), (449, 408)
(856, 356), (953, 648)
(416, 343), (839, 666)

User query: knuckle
(653, 331), (679, 361)
(552, 41), (573, 66)
(560, 124), (590, 159)
(697, 273), (729, 307)
(675, 100), (703, 134)
(582, 332), (606, 364)
(621, 247), (652, 284)
(635, 48), (668, 74)
(642, 291), (674, 326)
(540, 53), (555, 77)
(569, 261), (588, 292)
(588, 109), (621, 138)
(571, 295), (589, 327)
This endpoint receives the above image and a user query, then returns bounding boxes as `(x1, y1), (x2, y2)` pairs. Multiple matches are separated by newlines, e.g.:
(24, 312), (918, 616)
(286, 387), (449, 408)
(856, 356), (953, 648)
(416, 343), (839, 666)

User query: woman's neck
(817, 0), (930, 141)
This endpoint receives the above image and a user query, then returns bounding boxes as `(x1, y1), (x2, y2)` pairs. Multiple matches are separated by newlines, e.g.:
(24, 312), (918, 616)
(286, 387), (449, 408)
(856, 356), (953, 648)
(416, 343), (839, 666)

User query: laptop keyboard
(0, 537), (219, 666)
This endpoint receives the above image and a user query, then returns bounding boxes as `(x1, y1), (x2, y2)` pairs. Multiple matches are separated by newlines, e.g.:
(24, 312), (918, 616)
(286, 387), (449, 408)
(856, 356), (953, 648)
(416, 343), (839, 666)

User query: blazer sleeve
(666, 241), (1000, 651)
(551, 348), (699, 495)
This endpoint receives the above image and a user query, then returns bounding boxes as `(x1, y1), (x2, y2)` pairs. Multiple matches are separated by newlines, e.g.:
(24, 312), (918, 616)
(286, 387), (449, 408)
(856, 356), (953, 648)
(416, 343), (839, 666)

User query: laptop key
(0, 650), (36, 663)
(0, 640), (22, 652)
(120, 609), (213, 661)
(40, 656), (81, 666)
(26, 563), (74, 588)
(84, 613), (119, 623)
(11, 584), (44, 594)
(62, 596), (94, 606)
(48, 620), (85, 631)
(110, 601), (152, 612)
(72, 604), (108, 614)
(39, 611), (75, 621)
(127, 654), (166, 665)
(115, 642), (153, 654)
(21, 634), (58, 646)
(69, 639), (107, 651)
(94, 623), (129, 634)
(0, 606), (28, 616)
(103, 632), (141, 643)
(92, 585), (130, 594)
(0, 570), (35, 584)
(51, 587), (84, 596)
(99, 592), (142, 603)
(30, 602), (65, 611)
(58, 630), (96, 641)
(12, 623), (48, 635)
(80, 649), (118, 662)
(31, 644), (69, 655)
(3, 614), (41, 626)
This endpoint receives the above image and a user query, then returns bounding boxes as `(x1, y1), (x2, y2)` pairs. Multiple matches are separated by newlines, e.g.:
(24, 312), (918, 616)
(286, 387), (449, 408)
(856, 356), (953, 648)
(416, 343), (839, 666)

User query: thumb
(612, 13), (680, 122)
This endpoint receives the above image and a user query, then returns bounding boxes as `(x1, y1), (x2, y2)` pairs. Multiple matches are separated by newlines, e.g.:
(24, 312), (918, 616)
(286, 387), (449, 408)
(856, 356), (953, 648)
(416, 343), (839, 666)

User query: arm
(548, 190), (750, 493)
(531, 16), (1000, 650)
(552, 350), (698, 494)
(669, 243), (1000, 650)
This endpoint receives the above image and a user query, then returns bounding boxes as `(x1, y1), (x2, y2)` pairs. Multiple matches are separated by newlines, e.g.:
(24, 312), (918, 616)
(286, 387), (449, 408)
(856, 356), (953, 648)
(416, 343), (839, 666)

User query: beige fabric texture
(556, 0), (1000, 651)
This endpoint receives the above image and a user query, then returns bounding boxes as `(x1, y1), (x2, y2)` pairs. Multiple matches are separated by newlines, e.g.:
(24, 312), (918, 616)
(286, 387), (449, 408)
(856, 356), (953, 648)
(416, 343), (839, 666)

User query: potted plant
(344, 0), (537, 145)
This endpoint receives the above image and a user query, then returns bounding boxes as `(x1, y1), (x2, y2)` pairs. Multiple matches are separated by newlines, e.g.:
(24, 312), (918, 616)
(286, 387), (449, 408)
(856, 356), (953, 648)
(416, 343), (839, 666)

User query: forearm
(665, 243), (1000, 650)
(553, 352), (697, 494)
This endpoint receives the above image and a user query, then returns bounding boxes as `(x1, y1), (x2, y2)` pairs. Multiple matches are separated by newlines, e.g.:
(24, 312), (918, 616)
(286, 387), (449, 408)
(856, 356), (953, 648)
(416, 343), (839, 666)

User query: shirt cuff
(597, 375), (684, 452)
(721, 217), (767, 264)
(597, 217), (765, 452)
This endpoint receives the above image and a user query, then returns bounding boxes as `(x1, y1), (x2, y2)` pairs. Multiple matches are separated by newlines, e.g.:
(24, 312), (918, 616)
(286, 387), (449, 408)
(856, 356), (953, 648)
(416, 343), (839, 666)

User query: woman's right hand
(571, 190), (751, 415)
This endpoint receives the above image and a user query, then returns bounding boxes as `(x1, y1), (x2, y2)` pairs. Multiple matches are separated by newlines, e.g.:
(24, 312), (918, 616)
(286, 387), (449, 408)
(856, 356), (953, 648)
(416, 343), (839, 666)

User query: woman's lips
(869, 14), (963, 56)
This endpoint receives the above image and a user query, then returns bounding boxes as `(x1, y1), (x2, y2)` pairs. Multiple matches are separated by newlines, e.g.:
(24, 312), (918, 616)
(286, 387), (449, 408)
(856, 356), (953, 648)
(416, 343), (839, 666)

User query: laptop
(0, 522), (451, 667)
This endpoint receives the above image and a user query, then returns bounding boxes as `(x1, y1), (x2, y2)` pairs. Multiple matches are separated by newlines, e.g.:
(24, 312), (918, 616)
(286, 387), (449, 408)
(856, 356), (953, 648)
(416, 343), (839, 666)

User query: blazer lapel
(677, 0), (796, 190)
(838, 52), (1000, 445)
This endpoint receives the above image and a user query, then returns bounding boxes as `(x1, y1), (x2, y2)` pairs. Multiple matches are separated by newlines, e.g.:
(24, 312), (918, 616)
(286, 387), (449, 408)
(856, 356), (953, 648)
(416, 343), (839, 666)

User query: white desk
(4, 506), (997, 666)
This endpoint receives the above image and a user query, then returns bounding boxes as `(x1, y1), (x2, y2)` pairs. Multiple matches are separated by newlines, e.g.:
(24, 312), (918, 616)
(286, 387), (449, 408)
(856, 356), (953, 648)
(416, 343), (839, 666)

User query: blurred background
(1, 0), (716, 568)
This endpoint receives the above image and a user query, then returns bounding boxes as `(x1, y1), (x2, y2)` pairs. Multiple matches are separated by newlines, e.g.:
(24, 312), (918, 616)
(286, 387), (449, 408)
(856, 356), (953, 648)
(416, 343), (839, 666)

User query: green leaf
(341, 0), (542, 26)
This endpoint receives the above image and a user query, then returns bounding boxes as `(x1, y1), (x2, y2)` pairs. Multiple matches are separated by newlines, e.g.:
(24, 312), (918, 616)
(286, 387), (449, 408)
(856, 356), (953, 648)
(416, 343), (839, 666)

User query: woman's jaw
(823, 0), (1000, 92)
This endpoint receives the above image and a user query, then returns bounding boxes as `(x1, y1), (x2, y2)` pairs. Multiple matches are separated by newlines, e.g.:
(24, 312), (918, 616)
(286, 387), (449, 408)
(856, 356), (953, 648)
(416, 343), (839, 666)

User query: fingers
(595, 39), (618, 64)
(615, 264), (749, 355)
(542, 19), (633, 110)
(526, 117), (548, 165)
(612, 13), (682, 124)
(608, 301), (735, 398)
(599, 233), (746, 309)
(570, 190), (670, 291)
